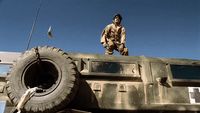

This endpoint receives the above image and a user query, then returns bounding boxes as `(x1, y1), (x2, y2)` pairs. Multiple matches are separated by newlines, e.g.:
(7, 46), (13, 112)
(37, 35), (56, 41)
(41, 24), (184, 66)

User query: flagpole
(26, 0), (43, 50)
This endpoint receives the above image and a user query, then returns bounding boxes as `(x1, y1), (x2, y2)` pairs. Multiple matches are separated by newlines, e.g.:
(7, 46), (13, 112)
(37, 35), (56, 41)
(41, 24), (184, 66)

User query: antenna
(26, 0), (43, 50)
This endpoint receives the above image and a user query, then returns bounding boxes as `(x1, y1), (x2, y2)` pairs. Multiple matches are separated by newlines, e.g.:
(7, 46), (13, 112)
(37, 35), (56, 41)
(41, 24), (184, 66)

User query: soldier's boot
(105, 49), (113, 55)
(120, 48), (128, 56)
(118, 44), (128, 56)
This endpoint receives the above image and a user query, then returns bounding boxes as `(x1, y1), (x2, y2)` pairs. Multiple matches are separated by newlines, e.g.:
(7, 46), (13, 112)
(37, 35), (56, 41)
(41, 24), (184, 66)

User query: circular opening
(24, 60), (59, 94)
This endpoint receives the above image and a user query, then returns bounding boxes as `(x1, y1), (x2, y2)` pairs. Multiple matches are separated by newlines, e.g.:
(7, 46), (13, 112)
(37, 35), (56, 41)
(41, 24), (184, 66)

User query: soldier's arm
(100, 24), (111, 44)
(121, 27), (126, 44)
(100, 30), (106, 44)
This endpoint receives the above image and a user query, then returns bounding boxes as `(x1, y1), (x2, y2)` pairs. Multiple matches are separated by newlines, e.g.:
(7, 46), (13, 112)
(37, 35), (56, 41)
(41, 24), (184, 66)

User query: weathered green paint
(1, 51), (200, 113)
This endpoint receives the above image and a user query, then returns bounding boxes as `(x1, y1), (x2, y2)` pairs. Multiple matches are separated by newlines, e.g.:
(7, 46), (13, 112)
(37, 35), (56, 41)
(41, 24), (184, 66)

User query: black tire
(6, 46), (79, 113)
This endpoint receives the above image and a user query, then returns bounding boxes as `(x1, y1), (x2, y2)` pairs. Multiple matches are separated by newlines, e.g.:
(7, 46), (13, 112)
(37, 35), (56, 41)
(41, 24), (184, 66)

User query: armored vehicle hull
(0, 46), (200, 113)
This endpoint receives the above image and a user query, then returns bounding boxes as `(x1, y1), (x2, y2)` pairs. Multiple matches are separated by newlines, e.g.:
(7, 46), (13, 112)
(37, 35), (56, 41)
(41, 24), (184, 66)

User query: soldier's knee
(105, 50), (113, 55)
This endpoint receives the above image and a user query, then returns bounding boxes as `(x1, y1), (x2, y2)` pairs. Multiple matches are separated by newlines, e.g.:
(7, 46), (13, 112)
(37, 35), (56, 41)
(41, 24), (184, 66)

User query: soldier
(101, 14), (128, 56)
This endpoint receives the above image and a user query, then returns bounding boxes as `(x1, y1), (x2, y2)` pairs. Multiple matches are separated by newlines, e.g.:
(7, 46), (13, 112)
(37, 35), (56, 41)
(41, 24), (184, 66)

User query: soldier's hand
(103, 43), (108, 48)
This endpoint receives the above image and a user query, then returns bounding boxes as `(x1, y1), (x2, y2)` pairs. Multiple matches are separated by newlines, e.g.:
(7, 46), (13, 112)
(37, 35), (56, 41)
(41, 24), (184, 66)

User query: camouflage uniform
(101, 23), (128, 56)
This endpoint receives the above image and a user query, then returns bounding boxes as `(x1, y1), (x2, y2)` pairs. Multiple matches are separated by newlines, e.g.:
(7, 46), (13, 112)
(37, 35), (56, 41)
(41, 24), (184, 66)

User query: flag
(47, 26), (53, 38)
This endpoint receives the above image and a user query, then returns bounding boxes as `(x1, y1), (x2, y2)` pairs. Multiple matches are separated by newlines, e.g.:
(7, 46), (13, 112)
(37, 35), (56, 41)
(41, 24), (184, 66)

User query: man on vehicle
(101, 14), (128, 56)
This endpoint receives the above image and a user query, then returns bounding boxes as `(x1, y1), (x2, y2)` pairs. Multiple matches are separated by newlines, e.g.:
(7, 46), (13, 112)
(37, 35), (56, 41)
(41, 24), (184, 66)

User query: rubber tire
(6, 46), (79, 113)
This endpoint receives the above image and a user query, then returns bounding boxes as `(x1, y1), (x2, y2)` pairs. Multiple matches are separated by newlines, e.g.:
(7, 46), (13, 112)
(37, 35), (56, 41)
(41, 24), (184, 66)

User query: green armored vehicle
(0, 46), (200, 113)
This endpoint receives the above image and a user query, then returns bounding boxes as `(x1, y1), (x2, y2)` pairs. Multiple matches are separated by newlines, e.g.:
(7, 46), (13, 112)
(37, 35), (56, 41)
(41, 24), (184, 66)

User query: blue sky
(0, 0), (199, 59)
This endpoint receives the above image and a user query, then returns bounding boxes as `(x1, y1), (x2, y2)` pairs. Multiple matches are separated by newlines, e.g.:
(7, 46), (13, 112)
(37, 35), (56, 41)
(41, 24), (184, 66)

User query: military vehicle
(0, 46), (200, 113)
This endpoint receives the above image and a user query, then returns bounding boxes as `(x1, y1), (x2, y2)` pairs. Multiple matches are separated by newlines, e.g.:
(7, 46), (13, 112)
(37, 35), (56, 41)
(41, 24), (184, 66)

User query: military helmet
(113, 14), (122, 21)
